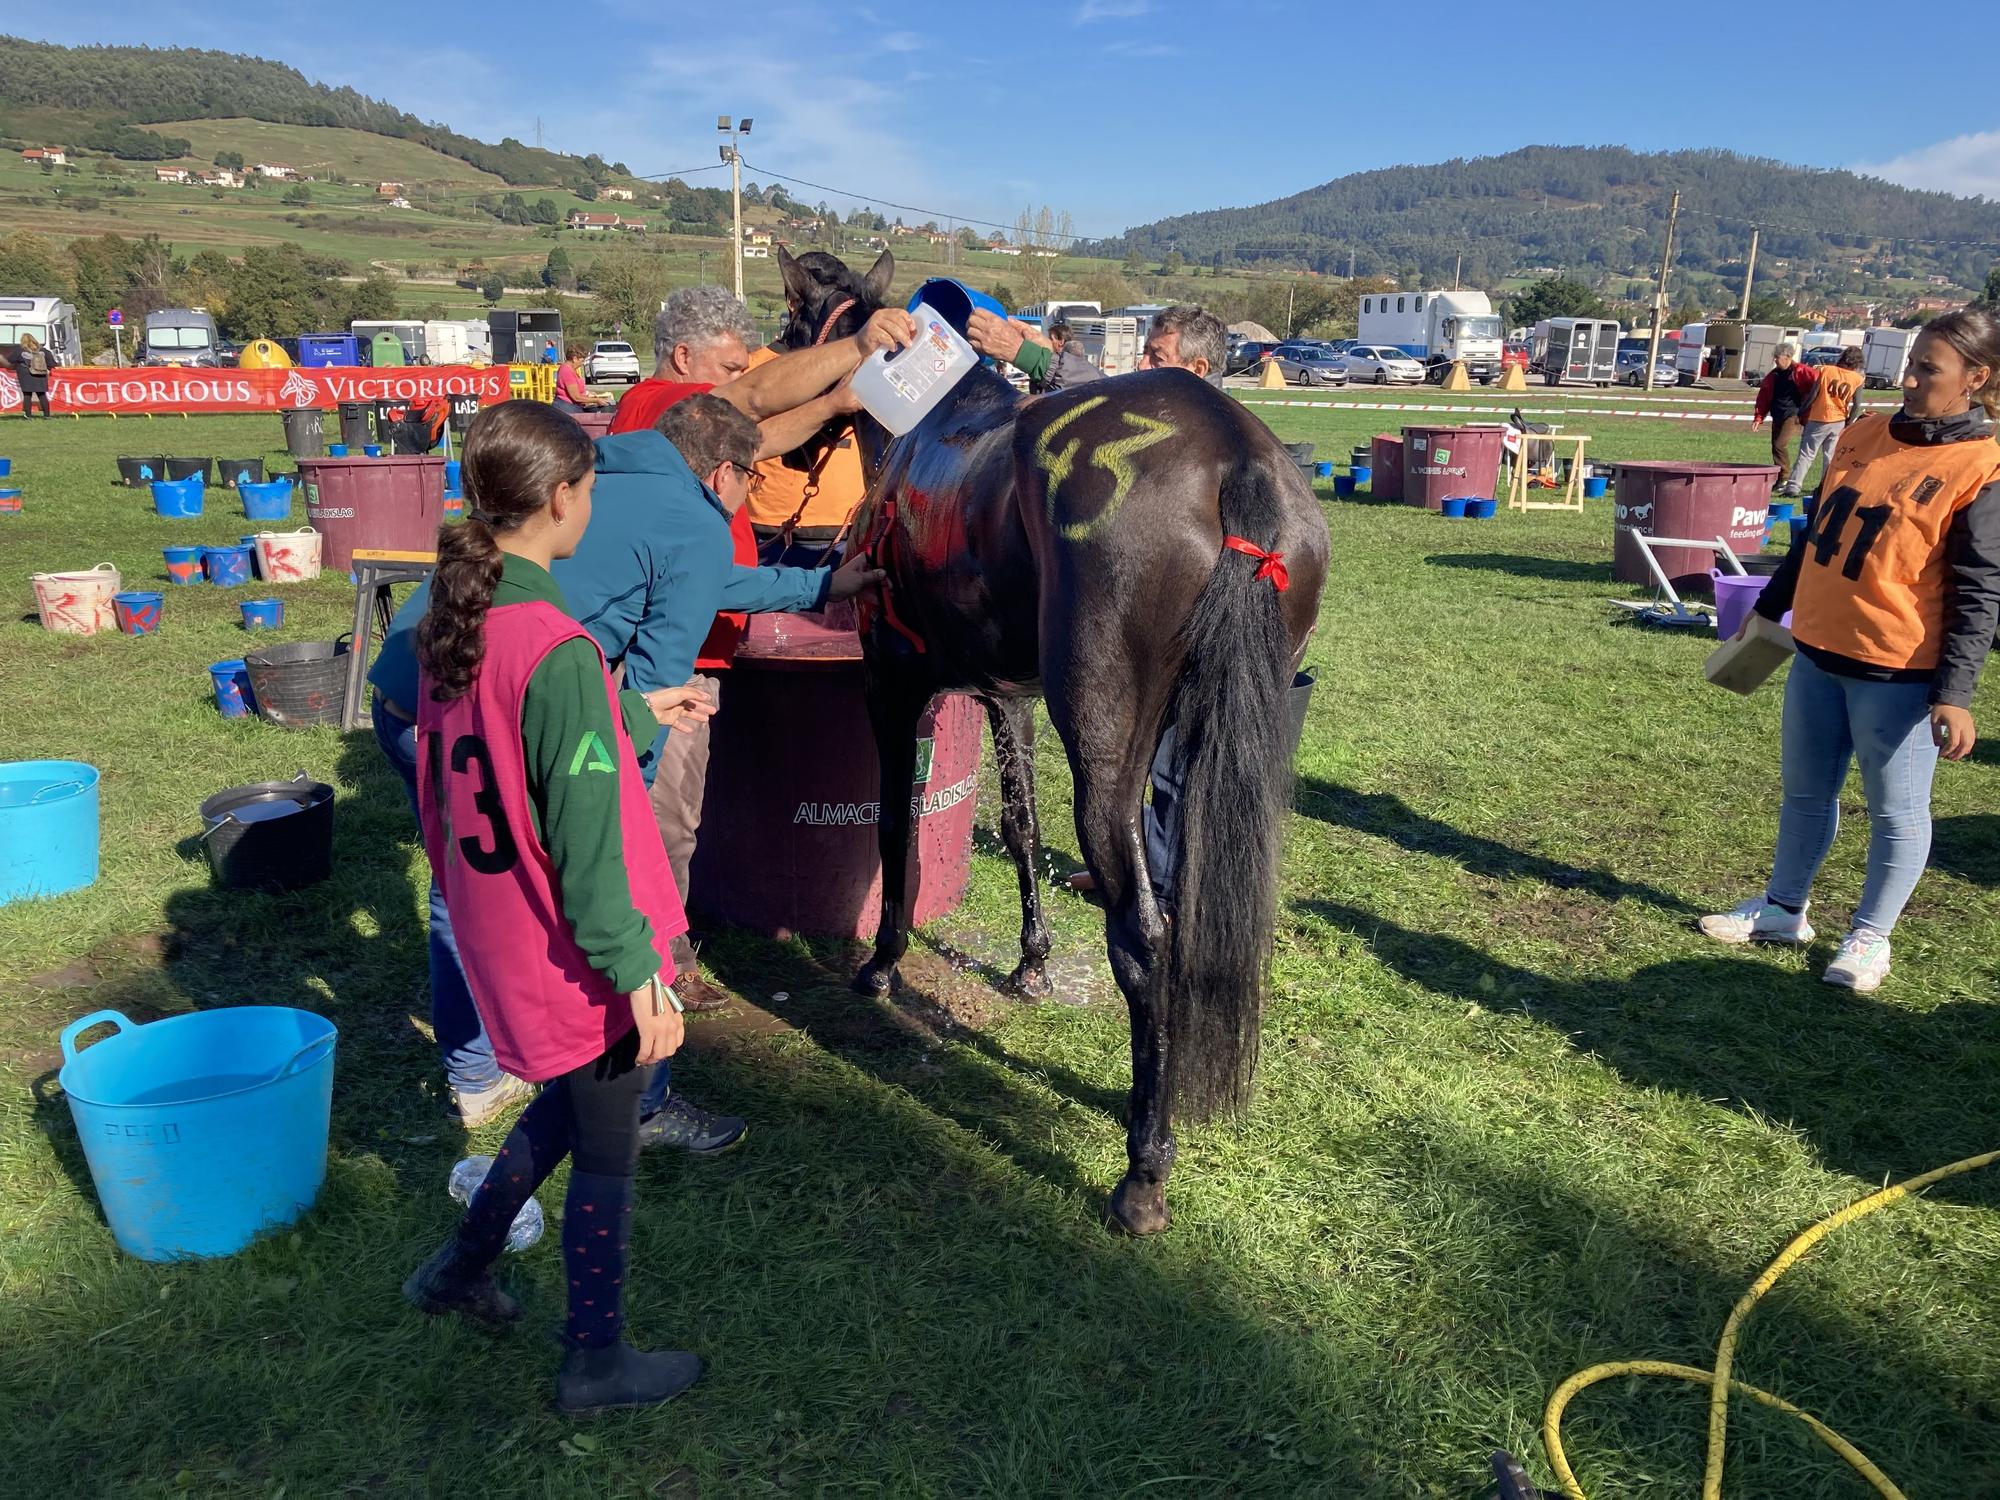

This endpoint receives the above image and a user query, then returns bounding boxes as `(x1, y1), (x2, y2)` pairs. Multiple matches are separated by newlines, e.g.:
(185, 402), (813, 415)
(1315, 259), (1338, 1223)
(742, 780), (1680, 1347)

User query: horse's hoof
(1107, 1179), (1172, 1237)
(853, 962), (899, 997)
(1006, 964), (1054, 1001)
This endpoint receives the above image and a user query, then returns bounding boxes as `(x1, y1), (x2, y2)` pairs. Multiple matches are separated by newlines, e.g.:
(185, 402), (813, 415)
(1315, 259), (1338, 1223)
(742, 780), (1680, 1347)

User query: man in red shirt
(606, 286), (911, 1016)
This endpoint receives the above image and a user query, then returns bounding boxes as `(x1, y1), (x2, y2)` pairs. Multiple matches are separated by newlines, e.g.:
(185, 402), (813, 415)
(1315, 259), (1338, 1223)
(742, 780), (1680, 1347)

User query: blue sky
(22, 1), (2000, 235)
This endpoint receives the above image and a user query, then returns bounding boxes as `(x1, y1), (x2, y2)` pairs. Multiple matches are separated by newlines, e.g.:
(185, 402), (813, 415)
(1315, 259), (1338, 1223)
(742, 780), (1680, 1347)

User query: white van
(1863, 327), (1918, 390)
(0, 295), (82, 366)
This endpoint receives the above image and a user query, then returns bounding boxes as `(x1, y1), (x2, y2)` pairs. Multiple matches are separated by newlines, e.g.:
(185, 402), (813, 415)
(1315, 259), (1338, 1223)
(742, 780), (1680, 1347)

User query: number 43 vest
(417, 601), (687, 1081)
(1791, 413), (2000, 673)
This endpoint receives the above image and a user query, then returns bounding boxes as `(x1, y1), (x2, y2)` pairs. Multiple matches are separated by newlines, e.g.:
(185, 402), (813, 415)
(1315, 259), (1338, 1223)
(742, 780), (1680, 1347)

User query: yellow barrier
(507, 364), (558, 403)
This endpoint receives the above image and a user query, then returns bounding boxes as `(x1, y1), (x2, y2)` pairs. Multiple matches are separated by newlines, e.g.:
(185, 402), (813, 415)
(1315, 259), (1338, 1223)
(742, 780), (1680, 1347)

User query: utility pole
(1347, 247), (1355, 279)
(1453, 253), (1462, 290)
(717, 115), (752, 301)
(1285, 281), (1296, 338)
(1737, 225), (1760, 319)
(1644, 189), (1681, 392)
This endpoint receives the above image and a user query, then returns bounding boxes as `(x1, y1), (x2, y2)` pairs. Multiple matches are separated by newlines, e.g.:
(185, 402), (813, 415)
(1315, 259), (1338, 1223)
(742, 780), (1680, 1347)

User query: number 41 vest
(1791, 413), (2000, 673)
(417, 601), (687, 1081)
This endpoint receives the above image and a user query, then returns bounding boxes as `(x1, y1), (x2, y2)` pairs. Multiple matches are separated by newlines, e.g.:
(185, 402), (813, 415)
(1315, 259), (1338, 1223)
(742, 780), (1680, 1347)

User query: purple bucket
(209, 660), (256, 718)
(203, 545), (254, 589)
(1712, 570), (1790, 638)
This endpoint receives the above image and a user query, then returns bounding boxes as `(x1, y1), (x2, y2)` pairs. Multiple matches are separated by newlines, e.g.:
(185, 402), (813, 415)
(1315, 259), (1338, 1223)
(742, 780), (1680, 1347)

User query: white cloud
(1104, 38), (1179, 57)
(1076, 0), (1150, 21)
(883, 31), (921, 51)
(1851, 129), (2000, 200)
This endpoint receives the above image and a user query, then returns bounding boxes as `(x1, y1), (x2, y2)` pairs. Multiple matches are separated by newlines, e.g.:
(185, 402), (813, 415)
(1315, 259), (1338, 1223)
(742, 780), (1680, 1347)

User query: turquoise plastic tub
(0, 760), (100, 905)
(151, 479), (204, 518)
(58, 1008), (336, 1260)
(239, 480), (293, 522)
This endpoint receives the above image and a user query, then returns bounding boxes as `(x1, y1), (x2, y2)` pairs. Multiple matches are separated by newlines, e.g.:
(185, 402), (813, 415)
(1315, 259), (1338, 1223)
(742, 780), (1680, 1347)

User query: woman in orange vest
(1701, 309), (2000, 991)
(1783, 345), (1867, 498)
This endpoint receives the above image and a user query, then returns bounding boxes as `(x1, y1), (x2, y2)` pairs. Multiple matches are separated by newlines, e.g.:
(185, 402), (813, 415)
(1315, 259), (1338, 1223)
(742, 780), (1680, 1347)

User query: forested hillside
(1094, 146), (2000, 298)
(0, 36), (619, 192)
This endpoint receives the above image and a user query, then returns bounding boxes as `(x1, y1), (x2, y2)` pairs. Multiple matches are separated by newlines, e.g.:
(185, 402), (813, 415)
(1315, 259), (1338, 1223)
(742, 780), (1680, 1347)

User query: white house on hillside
(253, 162), (298, 180)
(568, 211), (621, 231)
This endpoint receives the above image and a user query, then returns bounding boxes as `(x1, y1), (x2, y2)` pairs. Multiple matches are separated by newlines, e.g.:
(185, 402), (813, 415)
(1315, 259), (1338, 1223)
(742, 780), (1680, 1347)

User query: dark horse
(775, 248), (1329, 1234)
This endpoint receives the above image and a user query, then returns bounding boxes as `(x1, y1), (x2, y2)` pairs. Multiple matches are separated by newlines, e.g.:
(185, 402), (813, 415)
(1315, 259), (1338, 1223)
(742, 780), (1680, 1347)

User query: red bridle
(812, 297), (857, 347)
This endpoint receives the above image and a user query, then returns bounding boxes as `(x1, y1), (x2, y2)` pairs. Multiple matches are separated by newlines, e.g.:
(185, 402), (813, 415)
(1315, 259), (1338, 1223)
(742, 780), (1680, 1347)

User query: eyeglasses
(726, 461), (764, 493)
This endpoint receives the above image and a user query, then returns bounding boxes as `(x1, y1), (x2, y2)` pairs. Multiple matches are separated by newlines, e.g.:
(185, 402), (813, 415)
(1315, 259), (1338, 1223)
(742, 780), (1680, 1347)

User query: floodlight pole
(1644, 190), (1681, 392)
(718, 115), (751, 301)
(1738, 225), (1760, 319)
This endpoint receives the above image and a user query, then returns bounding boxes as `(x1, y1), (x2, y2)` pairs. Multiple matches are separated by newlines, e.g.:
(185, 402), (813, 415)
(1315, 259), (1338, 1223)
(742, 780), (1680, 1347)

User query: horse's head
(776, 244), (893, 352)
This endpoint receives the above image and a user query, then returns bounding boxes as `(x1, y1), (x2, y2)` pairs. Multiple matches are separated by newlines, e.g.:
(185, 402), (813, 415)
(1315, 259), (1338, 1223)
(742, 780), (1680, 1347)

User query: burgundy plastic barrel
(1369, 433), (1404, 501)
(1401, 425), (1506, 510)
(690, 610), (982, 940)
(1611, 462), (1779, 592)
(296, 455), (447, 572)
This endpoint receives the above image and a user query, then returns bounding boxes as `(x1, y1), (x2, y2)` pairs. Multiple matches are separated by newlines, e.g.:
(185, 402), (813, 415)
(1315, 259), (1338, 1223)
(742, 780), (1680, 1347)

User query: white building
(601, 187), (634, 202)
(253, 162), (298, 180)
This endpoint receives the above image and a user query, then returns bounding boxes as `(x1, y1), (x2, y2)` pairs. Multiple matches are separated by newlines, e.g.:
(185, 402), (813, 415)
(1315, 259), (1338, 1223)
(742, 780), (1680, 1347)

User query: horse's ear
(776, 245), (813, 308)
(864, 249), (895, 308)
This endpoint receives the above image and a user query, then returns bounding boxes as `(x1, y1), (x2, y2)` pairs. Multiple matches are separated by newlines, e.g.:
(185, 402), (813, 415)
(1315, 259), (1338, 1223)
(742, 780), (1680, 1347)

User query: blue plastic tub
(444, 459), (462, 495)
(113, 591), (164, 635)
(1440, 497), (1470, 518)
(1466, 498), (1498, 519)
(163, 545), (203, 586)
(1351, 464), (1373, 487)
(1583, 476), (1609, 499)
(1314, 461), (1334, 478)
(240, 598), (284, 630)
(362, 444), (383, 458)
(0, 456), (10, 477)
(1333, 474), (1357, 497)
(210, 659), (255, 718)
(327, 443), (349, 457)
(57, 1007), (336, 1260)
(0, 760), (100, 906)
(203, 545), (254, 588)
(239, 480), (293, 522)
(908, 277), (1007, 338)
(0, 486), (21, 513)
(1790, 517), (1810, 547)
(151, 479), (204, 518)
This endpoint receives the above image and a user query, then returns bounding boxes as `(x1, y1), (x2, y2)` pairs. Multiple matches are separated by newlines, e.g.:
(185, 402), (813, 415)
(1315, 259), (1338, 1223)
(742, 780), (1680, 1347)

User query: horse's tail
(1161, 457), (1294, 1122)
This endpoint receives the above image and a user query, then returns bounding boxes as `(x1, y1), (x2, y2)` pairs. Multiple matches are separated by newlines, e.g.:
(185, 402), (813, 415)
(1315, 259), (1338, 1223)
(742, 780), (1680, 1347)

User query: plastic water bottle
(447, 1154), (544, 1252)
(848, 301), (979, 436)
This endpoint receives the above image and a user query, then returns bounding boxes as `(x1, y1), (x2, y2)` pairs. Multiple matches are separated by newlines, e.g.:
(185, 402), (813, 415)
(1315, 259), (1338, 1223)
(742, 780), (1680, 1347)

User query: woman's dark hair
(417, 400), (593, 700)
(1919, 307), (2000, 420)
(1838, 345), (1864, 370)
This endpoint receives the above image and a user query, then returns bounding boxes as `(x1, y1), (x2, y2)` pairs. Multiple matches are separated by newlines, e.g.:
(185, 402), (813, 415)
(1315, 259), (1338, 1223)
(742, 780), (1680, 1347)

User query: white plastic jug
(849, 302), (978, 436)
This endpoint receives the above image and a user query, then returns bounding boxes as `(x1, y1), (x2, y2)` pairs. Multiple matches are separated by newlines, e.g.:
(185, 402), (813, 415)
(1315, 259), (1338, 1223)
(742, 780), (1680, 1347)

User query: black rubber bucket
(218, 458), (265, 489)
(117, 456), (168, 487)
(243, 637), (352, 730)
(1286, 441), (1316, 468)
(1284, 669), (1316, 763)
(280, 407), (325, 459)
(337, 402), (375, 449)
(164, 457), (213, 484)
(199, 773), (334, 892)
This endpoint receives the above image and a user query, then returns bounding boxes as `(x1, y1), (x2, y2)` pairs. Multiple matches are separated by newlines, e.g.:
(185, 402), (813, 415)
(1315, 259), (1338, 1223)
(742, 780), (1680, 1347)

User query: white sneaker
(1823, 929), (1892, 992)
(1697, 897), (1815, 947)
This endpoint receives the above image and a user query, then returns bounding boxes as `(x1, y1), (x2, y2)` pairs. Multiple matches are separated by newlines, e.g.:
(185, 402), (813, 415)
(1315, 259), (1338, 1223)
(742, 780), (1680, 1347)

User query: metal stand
(341, 548), (436, 730)
(1609, 533), (1745, 629)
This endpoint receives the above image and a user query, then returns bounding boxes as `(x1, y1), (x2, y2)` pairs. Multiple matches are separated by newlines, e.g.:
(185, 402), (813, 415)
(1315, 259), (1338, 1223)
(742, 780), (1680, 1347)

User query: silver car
(1274, 347), (1350, 388)
(1341, 344), (1426, 385)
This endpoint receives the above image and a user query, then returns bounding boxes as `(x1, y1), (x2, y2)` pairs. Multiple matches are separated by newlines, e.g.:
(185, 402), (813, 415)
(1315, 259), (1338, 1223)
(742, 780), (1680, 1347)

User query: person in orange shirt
(1700, 309), (2000, 992)
(1783, 345), (1867, 497)
(740, 341), (870, 565)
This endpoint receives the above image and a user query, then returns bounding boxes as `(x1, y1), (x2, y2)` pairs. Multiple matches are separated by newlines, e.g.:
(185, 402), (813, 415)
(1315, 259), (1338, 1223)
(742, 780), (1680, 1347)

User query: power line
(630, 163), (730, 183)
(1684, 206), (2000, 251)
(738, 159), (1115, 245)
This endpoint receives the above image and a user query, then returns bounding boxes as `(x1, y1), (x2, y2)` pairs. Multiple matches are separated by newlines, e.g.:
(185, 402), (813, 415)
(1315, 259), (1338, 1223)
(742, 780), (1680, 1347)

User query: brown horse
(777, 248), (1329, 1234)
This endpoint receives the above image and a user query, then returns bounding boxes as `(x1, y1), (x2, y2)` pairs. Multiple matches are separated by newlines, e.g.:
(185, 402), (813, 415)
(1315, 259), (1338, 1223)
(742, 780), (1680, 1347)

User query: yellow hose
(1542, 1148), (1999, 1500)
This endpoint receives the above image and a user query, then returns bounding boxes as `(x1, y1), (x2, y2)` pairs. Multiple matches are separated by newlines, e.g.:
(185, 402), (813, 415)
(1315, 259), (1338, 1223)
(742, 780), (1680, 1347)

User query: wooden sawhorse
(341, 548), (436, 731)
(1507, 432), (1591, 514)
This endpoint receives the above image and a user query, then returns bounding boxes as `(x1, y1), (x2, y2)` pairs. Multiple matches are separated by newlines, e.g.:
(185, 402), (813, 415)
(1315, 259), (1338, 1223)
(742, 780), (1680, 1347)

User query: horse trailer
(1863, 326), (1918, 389)
(488, 309), (564, 365)
(1531, 317), (1619, 386)
(1066, 315), (1143, 376)
(0, 295), (82, 367)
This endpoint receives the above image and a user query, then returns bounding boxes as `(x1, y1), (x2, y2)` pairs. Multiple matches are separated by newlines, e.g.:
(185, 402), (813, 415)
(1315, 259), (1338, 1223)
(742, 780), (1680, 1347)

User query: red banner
(0, 365), (514, 415)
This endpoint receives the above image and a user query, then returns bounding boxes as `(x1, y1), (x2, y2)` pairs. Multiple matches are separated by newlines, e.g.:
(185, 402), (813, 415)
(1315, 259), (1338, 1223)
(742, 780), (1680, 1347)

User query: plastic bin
(240, 480), (293, 522)
(164, 457), (213, 485)
(113, 591), (164, 635)
(202, 545), (254, 588)
(0, 760), (100, 905)
(117, 456), (167, 487)
(1612, 462), (1780, 592)
(151, 479), (204, 518)
(219, 459), (265, 489)
(280, 407), (325, 459)
(337, 402), (375, 450)
(297, 455), (447, 572)
(690, 610), (981, 938)
(1401, 425), (1506, 510)
(163, 545), (203, 586)
(200, 776), (335, 890)
(1370, 433), (1404, 502)
(244, 638), (352, 729)
(32, 564), (120, 634)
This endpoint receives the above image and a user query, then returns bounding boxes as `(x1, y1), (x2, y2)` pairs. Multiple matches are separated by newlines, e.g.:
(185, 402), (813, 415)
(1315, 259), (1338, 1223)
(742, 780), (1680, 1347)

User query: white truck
(1675, 320), (1799, 385)
(1355, 288), (1505, 384)
(1863, 326), (1918, 390)
(0, 295), (83, 367)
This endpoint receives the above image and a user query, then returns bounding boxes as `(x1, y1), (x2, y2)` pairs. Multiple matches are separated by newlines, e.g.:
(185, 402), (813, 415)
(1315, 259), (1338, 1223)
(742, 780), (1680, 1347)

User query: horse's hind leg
(981, 695), (1052, 999)
(856, 663), (932, 997)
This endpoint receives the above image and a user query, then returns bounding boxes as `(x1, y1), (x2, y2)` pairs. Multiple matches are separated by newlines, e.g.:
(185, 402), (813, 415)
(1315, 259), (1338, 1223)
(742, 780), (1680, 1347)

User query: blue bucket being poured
(907, 278), (1007, 339)
(57, 1007), (337, 1260)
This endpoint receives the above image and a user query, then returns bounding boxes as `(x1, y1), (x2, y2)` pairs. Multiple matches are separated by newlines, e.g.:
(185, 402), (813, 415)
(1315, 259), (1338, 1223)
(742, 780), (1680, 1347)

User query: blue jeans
(1767, 654), (1939, 935)
(372, 695), (502, 1094)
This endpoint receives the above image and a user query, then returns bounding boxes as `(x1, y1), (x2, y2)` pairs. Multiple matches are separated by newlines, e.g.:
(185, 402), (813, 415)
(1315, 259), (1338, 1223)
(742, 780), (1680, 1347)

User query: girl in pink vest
(402, 400), (714, 1412)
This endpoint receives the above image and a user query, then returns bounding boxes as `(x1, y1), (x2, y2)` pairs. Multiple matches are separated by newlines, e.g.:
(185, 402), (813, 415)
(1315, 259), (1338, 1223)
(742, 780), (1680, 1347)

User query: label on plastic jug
(884, 319), (961, 404)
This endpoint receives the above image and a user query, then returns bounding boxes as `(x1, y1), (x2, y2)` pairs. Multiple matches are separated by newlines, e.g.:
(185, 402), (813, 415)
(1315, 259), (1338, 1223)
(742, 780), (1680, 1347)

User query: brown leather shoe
(672, 971), (731, 1013)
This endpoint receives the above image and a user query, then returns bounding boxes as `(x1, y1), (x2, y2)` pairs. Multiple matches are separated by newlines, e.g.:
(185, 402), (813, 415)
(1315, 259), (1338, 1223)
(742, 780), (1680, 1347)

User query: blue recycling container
(297, 333), (359, 368)
(0, 760), (100, 905)
(57, 1007), (337, 1260)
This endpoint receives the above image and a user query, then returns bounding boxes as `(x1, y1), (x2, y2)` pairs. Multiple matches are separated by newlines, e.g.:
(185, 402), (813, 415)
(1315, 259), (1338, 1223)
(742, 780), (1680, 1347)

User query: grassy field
(1, 402), (1997, 1498)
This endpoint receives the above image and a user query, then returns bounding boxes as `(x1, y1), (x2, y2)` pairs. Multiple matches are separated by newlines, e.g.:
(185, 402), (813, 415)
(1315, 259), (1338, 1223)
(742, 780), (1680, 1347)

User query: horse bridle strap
(812, 298), (857, 347)
(1221, 535), (1290, 592)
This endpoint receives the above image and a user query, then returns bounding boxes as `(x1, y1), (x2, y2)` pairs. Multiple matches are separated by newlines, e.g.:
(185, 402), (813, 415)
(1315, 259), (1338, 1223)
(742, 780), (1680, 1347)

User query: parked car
(1340, 344), (1426, 385)
(1274, 345), (1350, 387)
(1801, 345), (1847, 368)
(584, 339), (641, 384)
(1615, 347), (1680, 388)
(1502, 341), (1531, 371)
(1225, 338), (1278, 375)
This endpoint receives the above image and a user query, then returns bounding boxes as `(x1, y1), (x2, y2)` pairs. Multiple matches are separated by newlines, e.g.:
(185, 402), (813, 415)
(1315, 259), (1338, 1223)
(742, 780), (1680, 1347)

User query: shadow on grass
(1300, 897), (2000, 1199)
(1425, 553), (1611, 583)
(1932, 814), (2000, 887)
(1295, 776), (1698, 916)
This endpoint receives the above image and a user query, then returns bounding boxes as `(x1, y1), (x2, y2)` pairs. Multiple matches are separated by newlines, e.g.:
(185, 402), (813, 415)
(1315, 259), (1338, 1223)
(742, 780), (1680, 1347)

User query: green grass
(1, 406), (1997, 1498)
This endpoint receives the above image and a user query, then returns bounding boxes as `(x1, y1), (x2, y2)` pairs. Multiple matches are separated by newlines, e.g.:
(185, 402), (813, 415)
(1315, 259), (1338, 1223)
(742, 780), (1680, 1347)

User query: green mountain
(0, 35), (619, 191)
(1093, 146), (2000, 301)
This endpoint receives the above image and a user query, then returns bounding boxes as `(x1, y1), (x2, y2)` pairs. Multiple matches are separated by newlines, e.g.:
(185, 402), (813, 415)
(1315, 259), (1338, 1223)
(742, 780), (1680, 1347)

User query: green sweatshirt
(1012, 339), (1052, 384)
(499, 555), (663, 993)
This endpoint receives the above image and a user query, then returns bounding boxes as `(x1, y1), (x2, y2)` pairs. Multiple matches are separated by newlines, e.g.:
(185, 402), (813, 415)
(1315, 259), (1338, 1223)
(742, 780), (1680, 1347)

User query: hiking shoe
(638, 1094), (747, 1155)
(1824, 929), (1891, 992)
(403, 1238), (522, 1328)
(1697, 897), (1815, 946)
(672, 972), (731, 1014)
(452, 1073), (536, 1129)
(556, 1342), (702, 1413)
